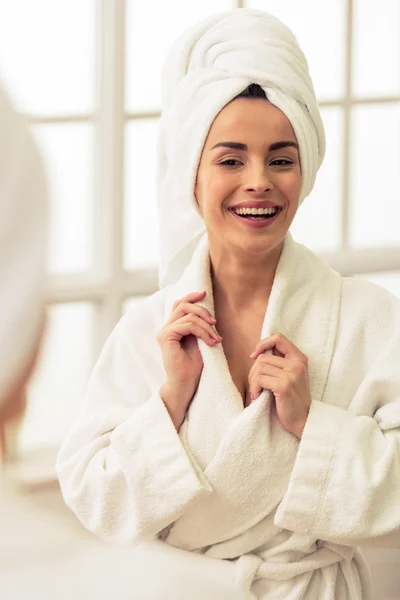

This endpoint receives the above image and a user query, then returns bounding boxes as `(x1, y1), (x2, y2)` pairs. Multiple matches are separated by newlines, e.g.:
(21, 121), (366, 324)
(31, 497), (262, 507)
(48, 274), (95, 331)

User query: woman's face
(195, 97), (302, 257)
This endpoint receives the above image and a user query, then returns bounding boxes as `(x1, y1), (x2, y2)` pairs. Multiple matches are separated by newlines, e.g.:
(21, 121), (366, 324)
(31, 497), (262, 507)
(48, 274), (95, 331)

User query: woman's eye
(219, 159), (241, 168)
(270, 159), (294, 166)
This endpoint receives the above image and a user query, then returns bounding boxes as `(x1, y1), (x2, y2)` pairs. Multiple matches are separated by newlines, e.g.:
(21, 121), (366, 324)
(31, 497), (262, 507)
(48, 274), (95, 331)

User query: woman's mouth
(228, 206), (282, 229)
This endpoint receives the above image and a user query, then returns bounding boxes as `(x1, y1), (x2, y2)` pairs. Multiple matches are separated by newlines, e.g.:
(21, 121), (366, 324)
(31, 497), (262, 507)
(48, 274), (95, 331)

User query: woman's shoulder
(89, 287), (172, 378)
(340, 275), (400, 333)
(108, 284), (182, 356)
(118, 287), (169, 341)
(342, 275), (400, 308)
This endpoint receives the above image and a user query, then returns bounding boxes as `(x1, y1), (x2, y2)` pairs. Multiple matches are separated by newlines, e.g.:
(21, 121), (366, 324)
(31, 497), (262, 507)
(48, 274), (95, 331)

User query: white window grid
(24, 0), (400, 361)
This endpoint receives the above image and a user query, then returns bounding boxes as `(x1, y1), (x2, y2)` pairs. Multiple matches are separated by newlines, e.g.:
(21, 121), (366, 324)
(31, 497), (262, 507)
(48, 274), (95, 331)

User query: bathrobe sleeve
(56, 306), (212, 544)
(274, 325), (400, 547)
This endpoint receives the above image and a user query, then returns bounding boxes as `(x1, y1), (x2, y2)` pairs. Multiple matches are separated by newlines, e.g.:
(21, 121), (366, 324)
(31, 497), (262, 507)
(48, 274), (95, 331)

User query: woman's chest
(216, 314), (265, 408)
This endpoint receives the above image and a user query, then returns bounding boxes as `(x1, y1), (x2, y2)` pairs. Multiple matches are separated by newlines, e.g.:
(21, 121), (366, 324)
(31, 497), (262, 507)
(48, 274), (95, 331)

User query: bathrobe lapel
(164, 233), (342, 550)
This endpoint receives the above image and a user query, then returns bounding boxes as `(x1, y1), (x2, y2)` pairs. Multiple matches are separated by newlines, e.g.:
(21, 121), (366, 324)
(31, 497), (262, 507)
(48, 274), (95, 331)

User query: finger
(250, 333), (307, 362)
(249, 332), (291, 358)
(253, 355), (302, 376)
(169, 301), (216, 326)
(177, 314), (222, 344)
(252, 354), (288, 369)
(172, 291), (206, 312)
(250, 374), (285, 399)
(248, 354), (274, 380)
(249, 371), (275, 401)
(162, 320), (220, 348)
(249, 363), (284, 391)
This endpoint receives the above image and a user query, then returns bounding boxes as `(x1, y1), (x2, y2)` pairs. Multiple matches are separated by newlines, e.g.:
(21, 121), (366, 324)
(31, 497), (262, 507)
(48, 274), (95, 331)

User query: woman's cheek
(281, 172), (302, 198)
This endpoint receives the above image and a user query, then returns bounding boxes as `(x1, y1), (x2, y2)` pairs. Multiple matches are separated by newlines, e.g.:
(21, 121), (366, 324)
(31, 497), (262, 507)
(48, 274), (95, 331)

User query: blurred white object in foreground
(0, 80), (47, 459)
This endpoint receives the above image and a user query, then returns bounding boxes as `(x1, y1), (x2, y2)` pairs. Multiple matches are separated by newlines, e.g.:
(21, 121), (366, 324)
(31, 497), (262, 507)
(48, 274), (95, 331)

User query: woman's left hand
(249, 333), (311, 439)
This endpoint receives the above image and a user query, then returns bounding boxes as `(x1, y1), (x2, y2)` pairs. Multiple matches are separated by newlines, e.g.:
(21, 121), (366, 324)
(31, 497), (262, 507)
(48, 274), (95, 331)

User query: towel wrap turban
(156, 8), (326, 288)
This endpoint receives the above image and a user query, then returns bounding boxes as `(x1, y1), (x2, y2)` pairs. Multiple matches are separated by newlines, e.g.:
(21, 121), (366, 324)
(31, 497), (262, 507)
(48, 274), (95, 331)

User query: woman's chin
(219, 234), (283, 259)
(206, 222), (287, 257)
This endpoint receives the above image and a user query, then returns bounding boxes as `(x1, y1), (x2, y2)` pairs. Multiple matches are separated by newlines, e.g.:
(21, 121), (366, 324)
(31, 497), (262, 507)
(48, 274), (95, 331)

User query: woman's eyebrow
(210, 141), (299, 152)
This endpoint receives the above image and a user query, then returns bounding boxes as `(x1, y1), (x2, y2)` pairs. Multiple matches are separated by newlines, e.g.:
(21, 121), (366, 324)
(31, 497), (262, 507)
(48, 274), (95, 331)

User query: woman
(57, 9), (400, 600)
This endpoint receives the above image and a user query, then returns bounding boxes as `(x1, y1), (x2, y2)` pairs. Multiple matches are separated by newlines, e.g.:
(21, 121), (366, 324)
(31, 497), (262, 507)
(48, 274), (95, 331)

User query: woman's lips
(228, 207), (282, 229)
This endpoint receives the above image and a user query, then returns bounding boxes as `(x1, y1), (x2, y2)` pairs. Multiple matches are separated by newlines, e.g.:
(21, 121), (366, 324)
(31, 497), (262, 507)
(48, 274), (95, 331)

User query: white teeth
(233, 207), (278, 216)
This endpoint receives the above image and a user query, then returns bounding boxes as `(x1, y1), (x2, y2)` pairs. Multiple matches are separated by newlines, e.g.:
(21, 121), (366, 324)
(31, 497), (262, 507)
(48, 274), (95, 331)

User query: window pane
(124, 120), (159, 269)
(356, 272), (400, 299)
(0, 0), (96, 115)
(31, 124), (94, 273)
(290, 107), (343, 252)
(21, 303), (96, 452)
(126, 0), (234, 112)
(349, 104), (400, 248)
(353, 0), (400, 98)
(246, 0), (346, 100)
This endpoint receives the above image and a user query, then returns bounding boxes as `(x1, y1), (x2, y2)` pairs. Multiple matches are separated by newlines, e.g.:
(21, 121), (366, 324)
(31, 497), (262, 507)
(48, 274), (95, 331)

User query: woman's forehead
(206, 98), (297, 147)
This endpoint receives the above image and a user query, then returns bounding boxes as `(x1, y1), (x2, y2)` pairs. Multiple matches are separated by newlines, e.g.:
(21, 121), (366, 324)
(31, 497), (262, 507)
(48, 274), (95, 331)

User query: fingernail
(249, 352), (255, 358)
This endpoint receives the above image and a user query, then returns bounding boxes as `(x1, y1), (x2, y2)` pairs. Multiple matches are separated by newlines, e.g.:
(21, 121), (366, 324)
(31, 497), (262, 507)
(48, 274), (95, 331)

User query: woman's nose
(244, 163), (274, 193)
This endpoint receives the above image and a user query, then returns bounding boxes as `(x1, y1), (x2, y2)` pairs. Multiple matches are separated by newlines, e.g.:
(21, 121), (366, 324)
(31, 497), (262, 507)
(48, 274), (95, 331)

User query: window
(247, 0), (400, 286)
(1, 0), (398, 457)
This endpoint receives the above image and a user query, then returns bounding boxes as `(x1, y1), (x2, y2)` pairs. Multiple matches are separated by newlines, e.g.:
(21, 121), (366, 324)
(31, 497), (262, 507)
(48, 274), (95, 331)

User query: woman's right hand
(157, 291), (222, 421)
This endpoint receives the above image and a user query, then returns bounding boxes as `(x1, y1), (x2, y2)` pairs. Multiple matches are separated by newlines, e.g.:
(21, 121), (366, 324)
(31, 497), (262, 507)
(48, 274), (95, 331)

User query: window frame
(29, 0), (400, 352)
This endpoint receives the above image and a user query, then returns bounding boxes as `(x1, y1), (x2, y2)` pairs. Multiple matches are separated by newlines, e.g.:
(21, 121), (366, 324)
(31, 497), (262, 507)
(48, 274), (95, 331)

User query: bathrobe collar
(165, 231), (342, 410)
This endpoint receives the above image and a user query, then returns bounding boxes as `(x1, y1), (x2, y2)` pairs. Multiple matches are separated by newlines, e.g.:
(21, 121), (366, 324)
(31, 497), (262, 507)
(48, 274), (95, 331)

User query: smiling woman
(195, 91), (302, 269)
(57, 8), (400, 600)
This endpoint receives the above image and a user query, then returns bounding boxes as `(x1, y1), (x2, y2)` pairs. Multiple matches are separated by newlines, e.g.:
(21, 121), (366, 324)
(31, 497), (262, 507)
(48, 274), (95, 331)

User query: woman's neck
(210, 242), (283, 315)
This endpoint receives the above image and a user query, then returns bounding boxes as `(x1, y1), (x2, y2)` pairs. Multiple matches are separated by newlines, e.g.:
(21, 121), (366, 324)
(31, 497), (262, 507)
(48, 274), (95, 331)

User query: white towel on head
(157, 8), (326, 288)
(0, 84), (47, 405)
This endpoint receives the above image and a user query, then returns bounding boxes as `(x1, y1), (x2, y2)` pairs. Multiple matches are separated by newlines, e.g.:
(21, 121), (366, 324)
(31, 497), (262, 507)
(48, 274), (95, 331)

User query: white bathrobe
(57, 233), (400, 599)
